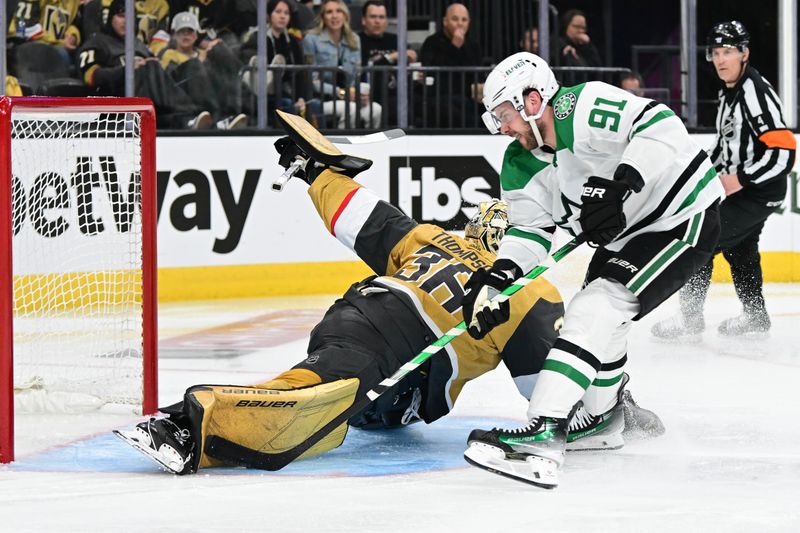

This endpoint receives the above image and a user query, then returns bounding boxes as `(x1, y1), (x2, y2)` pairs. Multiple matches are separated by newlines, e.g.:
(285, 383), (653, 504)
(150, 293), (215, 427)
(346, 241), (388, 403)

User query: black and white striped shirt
(709, 66), (796, 202)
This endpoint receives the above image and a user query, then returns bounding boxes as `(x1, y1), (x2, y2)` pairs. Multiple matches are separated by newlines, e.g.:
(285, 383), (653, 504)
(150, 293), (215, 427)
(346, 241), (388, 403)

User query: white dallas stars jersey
(497, 81), (725, 272)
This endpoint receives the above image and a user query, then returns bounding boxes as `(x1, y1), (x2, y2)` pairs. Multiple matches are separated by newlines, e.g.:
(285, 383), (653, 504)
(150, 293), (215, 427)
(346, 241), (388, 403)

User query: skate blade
(113, 429), (186, 474)
(717, 331), (769, 340)
(463, 443), (558, 489)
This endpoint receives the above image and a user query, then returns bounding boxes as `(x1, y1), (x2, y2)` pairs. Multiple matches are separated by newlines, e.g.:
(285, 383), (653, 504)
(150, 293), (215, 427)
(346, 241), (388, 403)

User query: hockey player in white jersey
(461, 52), (725, 488)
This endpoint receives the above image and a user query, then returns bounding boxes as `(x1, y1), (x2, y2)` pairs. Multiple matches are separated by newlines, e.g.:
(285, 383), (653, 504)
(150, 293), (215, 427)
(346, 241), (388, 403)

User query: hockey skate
(650, 313), (705, 343)
(717, 311), (770, 338)
(464, 417), (567, 488)
(114, 417), (195, 475)
(567, 373), (665, 450)
(273, 109), (372, 186)
(566, 401), (624, 451)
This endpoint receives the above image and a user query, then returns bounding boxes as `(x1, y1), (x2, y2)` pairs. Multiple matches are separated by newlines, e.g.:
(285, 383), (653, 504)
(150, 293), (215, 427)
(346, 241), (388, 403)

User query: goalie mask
(464, 199), (509, 255)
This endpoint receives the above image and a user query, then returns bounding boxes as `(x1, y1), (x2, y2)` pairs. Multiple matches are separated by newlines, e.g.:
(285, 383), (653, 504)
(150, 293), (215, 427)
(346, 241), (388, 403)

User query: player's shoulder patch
(553, 91), (577, 120)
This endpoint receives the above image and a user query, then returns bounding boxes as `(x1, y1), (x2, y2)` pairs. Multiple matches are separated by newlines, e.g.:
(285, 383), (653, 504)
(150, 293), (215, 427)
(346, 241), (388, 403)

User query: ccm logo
(607, 257), (638, 273)
(582, 186), (606, 198)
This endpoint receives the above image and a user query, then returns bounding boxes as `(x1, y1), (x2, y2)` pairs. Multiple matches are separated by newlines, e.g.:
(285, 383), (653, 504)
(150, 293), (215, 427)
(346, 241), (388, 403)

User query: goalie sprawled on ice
(115, 111), (662, 475)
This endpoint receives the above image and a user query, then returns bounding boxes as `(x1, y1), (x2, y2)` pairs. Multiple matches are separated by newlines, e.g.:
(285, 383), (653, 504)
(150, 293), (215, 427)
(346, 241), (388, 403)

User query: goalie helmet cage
(0, 97), (158, 463)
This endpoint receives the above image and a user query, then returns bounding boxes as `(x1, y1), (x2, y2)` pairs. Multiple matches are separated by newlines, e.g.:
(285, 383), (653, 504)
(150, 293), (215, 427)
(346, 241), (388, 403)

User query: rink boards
(153, 134), (800, 299)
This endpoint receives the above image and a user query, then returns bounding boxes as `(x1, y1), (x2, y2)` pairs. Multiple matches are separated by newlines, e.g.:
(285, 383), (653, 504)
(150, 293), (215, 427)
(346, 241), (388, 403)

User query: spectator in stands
(7, 0), (80, 78)
(419, 3), (481, 66)
(554, 9), (602, 68)
(160, 12), (248, 130)
(360, 1), (417, 67)
(77, 0), (210, 129)
(419, 2), (482, 127)
(240, 0), (319, 126)
(620, 71), (644, 96)
(303, 0), (381, 129)
(169, 0), (242, 51)
(81, 0), (170, 55)
(359, 0), (417, 125)
(7, 0), (44, 43)
(520, 26), (539, 55)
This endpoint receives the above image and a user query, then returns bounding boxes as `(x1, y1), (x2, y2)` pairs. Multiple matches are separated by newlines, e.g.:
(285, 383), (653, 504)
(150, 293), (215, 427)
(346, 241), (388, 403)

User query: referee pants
(679, 192), (781, 318)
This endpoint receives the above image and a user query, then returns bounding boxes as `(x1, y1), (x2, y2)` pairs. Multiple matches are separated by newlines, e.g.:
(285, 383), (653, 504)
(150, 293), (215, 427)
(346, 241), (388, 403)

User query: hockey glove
(461, 259), (522, 340)
(274, 136), (320, 185)
(579, 176), (631, 247)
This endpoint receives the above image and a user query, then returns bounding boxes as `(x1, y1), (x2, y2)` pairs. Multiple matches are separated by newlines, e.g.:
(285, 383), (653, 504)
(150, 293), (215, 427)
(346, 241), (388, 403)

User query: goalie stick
(326, 129), (405, 145)
(204, 235), (586, 471)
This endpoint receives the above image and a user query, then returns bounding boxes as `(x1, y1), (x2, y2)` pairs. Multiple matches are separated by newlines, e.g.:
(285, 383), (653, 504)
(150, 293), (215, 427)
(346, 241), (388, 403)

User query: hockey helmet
(705, 21), (750, 61)
(481, 52), (559, 135)
(464, 199), (509, 255)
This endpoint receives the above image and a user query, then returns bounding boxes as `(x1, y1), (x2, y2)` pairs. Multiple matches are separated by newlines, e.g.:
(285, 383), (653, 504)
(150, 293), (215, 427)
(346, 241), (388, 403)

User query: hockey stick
(205, 236), (585, 471)
(326, 128), (406, 145)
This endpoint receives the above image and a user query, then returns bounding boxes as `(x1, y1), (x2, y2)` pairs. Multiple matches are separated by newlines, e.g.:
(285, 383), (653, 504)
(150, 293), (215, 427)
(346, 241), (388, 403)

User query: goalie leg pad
(183, 378), (360, 470)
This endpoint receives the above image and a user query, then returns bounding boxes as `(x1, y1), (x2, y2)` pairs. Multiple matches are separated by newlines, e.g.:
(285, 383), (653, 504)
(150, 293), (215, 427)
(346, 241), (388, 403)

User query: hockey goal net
(0, 97), (158, 463)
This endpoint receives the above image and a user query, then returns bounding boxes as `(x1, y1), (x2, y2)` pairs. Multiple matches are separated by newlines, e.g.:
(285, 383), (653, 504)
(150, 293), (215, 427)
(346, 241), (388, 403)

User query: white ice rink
(2, 253), (799, 532)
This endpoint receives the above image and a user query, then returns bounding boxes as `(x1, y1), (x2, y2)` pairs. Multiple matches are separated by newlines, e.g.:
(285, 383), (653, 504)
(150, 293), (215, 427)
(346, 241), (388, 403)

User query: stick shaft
(250, 236), (584, 470)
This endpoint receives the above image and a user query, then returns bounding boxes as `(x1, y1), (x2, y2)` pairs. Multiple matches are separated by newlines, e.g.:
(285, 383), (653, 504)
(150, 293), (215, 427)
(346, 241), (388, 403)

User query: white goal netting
(10, 110), (147, 412)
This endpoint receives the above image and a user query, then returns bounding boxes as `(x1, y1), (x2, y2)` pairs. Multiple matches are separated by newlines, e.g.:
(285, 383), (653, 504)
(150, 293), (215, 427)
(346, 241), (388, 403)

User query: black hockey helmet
(705, 21), (750, 61)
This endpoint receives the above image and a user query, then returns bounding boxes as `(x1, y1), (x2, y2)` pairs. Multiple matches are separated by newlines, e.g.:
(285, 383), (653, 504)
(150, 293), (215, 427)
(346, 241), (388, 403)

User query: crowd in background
(4, 0), (642, 130)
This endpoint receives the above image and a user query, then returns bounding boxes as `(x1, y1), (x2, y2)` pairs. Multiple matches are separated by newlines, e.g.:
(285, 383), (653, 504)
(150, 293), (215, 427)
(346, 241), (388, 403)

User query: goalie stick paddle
(205, 236), (585, 471)
(326, 128), (405, 145)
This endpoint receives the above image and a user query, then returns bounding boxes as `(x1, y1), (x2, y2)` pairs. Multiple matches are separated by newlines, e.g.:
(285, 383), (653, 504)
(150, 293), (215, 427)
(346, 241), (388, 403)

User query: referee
(653, 20), (796, 340)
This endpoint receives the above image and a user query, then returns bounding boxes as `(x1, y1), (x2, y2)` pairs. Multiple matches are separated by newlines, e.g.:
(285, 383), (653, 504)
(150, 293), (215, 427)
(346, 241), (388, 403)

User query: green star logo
(553, 93), (577, 120)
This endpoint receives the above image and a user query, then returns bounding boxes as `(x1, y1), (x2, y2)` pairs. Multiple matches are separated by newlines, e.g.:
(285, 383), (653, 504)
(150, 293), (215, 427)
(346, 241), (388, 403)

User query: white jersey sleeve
(550, 82), (724, 250)
(496, 140), (557, 272)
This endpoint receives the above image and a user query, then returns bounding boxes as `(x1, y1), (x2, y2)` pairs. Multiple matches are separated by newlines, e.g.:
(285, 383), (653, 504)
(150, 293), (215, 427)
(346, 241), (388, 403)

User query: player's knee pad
(180, 378), (359, 471)
(560, 278), (639, 361)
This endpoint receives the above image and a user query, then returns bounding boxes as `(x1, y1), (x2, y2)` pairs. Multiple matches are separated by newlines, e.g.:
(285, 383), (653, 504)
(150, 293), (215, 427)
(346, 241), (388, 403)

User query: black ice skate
(566, 401), (625, 451)
(566, 373), (665, 450)
(717, 311), (771, 337)
(650, 313), (705, 343)
(464, 417), (567, 488)
(114, 417), (195, 475)
(273, 109), (372, 187)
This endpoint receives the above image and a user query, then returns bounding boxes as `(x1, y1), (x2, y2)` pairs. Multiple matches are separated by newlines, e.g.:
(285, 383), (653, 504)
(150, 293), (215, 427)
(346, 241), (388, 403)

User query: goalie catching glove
(462, 259), (523, 339)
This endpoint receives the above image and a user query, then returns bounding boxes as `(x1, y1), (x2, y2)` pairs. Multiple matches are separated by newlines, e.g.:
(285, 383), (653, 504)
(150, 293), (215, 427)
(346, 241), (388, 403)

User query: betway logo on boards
(389, 156), (501, 229)
(13, 155), (139, 238)
(13, 154), (262, 255)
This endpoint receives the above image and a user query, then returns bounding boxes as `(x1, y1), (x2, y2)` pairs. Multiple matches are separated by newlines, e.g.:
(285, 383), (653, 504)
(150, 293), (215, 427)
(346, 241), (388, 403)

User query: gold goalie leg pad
(185, 378), (359, 470)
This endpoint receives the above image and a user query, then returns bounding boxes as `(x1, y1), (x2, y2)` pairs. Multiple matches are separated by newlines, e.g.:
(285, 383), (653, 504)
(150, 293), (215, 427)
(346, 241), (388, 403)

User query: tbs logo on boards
(389, 156), (500, 229)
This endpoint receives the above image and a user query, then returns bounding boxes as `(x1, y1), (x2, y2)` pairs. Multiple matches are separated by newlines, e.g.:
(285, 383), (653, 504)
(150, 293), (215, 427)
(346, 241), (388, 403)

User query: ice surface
(2, 273), (799, 532)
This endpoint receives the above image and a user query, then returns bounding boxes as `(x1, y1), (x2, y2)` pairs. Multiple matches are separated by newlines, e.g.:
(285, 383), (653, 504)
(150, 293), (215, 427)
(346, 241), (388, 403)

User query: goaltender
(116, 111), (659, 474)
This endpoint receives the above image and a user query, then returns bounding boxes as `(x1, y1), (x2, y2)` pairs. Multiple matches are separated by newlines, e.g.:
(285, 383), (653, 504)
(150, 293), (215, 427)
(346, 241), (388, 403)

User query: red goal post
(0, 97), (158, 463)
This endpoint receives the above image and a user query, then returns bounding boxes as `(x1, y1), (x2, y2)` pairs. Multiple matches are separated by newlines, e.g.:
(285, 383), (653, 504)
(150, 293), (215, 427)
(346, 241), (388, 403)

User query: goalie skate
(114, 417), (194, 475)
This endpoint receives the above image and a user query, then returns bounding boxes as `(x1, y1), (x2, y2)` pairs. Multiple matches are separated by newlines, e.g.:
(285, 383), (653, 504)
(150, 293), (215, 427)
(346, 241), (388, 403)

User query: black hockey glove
(461, 259), (522, 340)
(578, 176), (631, 247)
(274, 136), (319, 185)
